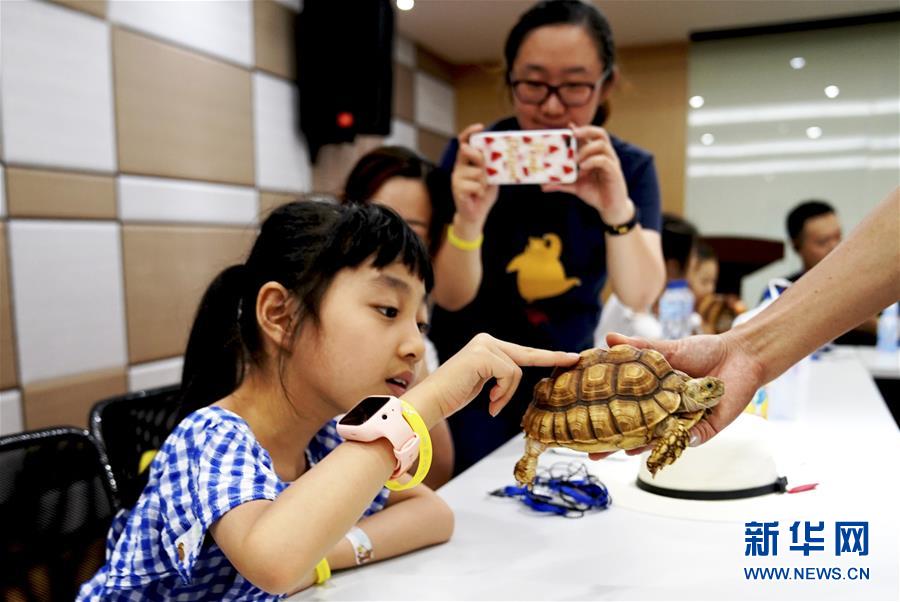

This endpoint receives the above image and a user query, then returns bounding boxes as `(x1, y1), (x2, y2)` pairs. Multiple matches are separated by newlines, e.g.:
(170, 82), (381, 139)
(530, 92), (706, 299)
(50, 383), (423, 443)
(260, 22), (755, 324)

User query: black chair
(89, 384), (184, 509)
(0, 428), (118, 602)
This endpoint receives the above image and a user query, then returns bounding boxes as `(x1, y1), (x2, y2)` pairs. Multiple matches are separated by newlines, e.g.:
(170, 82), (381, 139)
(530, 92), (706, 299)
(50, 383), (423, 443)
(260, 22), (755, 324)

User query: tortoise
(514, 344), (725, 485)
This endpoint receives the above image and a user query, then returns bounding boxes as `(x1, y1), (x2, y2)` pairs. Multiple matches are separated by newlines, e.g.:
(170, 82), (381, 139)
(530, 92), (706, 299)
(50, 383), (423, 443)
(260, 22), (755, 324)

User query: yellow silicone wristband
(314, 557), (331, 585)
(446, 224), (484, 251)
(385, 401), (433, 491)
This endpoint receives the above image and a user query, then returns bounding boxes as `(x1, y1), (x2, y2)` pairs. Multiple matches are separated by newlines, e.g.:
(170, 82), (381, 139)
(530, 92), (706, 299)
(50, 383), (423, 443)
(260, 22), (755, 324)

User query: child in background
(594, 214), (696, 345)
(687, 239), (718, 303)
(78, 201), (578, 600)
(342, 146), (457, 487)
(689, 240), (747, 334)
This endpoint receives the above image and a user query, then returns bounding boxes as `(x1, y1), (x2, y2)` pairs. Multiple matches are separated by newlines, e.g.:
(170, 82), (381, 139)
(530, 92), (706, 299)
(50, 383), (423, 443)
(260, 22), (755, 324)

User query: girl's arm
(209, 438), (399, 594)
(327, 483), (453, 569)
(209, 335), (579, 594)
(285, 484), (453, 594)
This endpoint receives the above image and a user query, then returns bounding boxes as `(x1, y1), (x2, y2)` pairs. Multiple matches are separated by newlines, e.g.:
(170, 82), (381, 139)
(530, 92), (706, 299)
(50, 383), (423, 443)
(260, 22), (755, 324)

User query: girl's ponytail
(180, 264), (248, 416)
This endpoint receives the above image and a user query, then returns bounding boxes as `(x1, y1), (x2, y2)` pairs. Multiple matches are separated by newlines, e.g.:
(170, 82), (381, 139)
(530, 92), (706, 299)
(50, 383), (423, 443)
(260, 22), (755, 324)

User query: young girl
(77, 201), (578, 599)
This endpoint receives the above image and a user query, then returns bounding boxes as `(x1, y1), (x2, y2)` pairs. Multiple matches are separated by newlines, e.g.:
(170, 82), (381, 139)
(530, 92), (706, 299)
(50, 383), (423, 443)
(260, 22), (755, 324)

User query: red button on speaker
(336, 111), (354, 129)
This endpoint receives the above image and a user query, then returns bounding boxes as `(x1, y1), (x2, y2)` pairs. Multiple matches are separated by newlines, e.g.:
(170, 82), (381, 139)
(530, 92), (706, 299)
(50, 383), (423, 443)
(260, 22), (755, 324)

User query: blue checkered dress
(77, 406), (390, 601)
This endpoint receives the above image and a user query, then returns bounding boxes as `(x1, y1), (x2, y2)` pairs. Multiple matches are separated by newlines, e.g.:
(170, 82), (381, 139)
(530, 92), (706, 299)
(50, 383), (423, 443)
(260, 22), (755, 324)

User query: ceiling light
(688, 97), (899, 126)
(790, 57), (806, 69)
(806, 126), (823, 139)
(689, 95), (705, 109)
(701, 133), (714, 146)
(396, 0), (414, 10)
(824, 85), (840, 99)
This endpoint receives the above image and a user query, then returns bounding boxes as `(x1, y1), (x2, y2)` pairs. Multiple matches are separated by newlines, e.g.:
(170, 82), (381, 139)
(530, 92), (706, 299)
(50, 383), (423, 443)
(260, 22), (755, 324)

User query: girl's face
(510, 24), (610, 130)
(373, 177), (432, 247)
(291, 261), (429, 414)
(688, 258), (719, 301)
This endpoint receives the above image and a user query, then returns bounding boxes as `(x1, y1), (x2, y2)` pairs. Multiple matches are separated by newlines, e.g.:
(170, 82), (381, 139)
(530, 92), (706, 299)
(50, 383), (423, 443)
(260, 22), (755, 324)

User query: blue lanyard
(490, 463), (612, 518)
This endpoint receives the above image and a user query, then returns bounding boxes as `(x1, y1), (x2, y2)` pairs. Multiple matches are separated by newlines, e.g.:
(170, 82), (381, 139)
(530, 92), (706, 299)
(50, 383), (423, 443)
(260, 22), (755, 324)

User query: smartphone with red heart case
(470, 129), (578, 185)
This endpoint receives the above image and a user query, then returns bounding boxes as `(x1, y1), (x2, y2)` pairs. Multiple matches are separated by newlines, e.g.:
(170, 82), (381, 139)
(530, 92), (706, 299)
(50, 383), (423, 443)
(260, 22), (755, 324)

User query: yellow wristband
(314, 557), (331, 585)
(385, 401), (433, 491)
(447, 224), (483, 251)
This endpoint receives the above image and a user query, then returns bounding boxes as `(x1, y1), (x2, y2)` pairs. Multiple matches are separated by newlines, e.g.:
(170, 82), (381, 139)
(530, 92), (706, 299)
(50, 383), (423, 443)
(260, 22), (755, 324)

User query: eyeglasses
(509, 79), (600, 108)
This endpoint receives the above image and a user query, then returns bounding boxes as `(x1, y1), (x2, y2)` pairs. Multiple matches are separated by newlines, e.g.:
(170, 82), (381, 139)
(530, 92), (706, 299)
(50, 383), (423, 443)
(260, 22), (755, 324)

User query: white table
(290, 353), (899, 601)
(840, 345), (900, 380)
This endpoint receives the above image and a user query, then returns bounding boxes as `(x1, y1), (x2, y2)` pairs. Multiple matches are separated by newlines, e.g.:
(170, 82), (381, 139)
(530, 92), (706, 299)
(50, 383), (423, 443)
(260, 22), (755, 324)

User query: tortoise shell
(521, 344), (701, 452)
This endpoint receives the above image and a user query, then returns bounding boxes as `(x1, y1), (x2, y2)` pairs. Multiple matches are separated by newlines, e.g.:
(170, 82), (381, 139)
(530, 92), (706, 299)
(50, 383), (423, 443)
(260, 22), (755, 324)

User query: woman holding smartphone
(430, 0), (666, 473)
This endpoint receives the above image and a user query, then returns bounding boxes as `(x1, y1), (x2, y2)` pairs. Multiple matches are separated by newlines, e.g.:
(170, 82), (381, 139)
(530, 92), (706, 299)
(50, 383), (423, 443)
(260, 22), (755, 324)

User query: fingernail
(566, 352), (582, 360)
(689, 434), (700, 447)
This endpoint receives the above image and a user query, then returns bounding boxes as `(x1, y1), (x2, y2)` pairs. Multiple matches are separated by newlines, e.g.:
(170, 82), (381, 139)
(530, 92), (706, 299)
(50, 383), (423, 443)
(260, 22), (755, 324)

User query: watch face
(339, 395), (392, 426)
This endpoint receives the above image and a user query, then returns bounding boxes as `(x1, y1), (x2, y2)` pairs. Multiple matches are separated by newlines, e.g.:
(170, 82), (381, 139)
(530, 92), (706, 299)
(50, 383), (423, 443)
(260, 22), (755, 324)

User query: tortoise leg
(646, 417), (689, 477)
(514, 437), (547, 486)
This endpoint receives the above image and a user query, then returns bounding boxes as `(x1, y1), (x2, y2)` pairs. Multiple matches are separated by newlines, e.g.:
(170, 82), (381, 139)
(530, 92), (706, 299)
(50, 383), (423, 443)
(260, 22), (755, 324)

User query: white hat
(635, 413), (787, 500)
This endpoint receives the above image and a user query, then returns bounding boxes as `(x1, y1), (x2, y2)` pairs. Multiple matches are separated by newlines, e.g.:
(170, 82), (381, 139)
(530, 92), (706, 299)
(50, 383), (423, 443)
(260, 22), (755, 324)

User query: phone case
(470, 129), (578, 185)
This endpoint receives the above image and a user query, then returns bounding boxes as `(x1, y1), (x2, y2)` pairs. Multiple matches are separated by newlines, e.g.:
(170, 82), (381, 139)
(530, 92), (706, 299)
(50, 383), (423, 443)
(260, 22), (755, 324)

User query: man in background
(783, 200), (877, 344)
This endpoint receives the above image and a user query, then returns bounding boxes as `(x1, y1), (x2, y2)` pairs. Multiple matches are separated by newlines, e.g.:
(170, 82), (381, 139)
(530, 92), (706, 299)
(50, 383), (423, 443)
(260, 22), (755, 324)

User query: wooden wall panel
(122, 225), (256, 363)
(0, 225), (17, 389)
(6, 167), (116, 219)
(113, 28), (255, 185)
(23, 367), (126, 430)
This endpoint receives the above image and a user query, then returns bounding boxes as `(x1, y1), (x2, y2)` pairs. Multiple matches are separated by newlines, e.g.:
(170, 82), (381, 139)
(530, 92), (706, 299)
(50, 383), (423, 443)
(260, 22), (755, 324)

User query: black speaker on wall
(296, 0), (394, 163)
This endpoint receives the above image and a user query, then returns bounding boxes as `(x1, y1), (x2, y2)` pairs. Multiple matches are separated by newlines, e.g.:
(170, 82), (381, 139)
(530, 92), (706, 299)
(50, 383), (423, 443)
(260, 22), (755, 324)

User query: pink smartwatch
(336, 395), (420, 479)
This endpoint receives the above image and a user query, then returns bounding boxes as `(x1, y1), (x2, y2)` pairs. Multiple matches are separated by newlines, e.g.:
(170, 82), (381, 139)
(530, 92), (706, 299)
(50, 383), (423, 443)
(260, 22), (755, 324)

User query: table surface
(839, 345), (900, 380)
(290, 352), (899, 601)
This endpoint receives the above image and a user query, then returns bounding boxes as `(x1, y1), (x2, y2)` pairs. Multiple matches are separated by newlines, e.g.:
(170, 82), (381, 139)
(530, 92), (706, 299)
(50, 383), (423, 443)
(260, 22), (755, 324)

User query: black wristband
(603, 206), (639, 236)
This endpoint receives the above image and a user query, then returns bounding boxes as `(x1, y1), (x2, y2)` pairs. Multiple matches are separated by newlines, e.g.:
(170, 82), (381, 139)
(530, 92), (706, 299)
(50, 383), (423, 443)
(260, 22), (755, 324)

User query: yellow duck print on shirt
(506, 233), (581, 303)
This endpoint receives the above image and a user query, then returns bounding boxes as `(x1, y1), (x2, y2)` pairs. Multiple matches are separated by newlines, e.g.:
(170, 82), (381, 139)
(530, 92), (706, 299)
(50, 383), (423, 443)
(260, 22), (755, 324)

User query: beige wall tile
(113, 28), (255, 186)
(393, 63), (414, 122)
(608, 43), (688, 215)
(311, 136), (384, 195)
(454, 63), (511, 132)
(122, 225), (256, 363)
(415, 47), (454, 83)
(259, 191), (298, 221)
(6, 167), (116, 219)
(254, 0), (297, 79)
(50, 0), (106, 19)
(417, 128), (452, 165)
(23, 367), (127, 430)
(0, 225), (17, 390)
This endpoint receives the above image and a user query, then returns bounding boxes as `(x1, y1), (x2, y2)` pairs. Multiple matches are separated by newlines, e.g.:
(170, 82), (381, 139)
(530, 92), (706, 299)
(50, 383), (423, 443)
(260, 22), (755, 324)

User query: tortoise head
(681, 376), (724, 411)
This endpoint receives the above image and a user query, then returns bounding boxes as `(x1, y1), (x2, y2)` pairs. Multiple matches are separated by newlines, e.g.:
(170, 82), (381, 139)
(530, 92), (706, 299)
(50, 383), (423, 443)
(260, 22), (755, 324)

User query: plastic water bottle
(658, 279), (694, 340)
(876, 302), (899, 353)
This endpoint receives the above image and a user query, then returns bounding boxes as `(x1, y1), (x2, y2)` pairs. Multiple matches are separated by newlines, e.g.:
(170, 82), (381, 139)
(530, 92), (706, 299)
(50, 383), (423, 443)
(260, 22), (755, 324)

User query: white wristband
(345, 526), (373, 565)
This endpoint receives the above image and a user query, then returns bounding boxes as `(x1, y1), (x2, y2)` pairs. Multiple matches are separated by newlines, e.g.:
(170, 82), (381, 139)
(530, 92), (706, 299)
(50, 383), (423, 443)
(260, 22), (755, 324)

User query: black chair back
(89, 384), (184, 509)
(0, 428), (118, 602)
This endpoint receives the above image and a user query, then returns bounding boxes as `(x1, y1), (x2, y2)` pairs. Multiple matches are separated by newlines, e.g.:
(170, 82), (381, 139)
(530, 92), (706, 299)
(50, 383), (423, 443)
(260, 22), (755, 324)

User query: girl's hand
(451, 124), (500, 237)
(587, 331), (765, 461)
(405, 333), (581, 427)
(542, 123), (635, 226)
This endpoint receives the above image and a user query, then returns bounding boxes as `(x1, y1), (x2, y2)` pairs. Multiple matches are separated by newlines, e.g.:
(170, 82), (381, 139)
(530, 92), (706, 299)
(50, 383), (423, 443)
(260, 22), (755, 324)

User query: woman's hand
(404, 333), (581, 427)
(587, 331), (766, 461)
(543, 123), (634, 226)
(451, 124), (500, 238)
